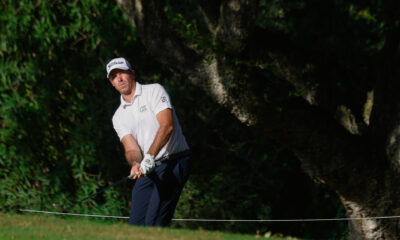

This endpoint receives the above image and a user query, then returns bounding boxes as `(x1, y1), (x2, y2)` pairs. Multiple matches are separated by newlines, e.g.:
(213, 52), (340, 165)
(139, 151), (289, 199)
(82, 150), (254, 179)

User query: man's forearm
(125, 150), (143, 166)
(147, 125), (173, 156)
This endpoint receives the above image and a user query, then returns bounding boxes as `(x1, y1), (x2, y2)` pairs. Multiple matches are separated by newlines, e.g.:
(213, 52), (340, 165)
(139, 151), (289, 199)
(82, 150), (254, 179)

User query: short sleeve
(150, 84), (172, 114)
(112, 115), (131, 141)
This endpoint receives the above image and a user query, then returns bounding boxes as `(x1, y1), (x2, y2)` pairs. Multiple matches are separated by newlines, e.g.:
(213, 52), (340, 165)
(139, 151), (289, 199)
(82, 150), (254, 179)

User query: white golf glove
(140, 153), (155, 175)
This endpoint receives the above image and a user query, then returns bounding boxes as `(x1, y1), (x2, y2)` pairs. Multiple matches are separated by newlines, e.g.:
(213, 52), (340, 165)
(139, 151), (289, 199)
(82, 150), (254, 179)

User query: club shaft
(62, 173), (135, 211)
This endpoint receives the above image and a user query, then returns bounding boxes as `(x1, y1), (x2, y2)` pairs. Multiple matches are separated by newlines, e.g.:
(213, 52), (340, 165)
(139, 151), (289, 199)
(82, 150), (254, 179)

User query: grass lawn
(0, 212), (296, 240)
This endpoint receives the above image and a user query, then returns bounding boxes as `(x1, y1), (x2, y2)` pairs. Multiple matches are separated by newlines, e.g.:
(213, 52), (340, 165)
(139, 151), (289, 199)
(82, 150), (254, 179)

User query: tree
(116, 0), (400, 238)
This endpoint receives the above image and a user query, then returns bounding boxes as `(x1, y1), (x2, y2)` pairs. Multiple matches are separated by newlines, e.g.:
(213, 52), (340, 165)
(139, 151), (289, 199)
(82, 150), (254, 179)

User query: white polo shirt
(112, 82), (189, 159)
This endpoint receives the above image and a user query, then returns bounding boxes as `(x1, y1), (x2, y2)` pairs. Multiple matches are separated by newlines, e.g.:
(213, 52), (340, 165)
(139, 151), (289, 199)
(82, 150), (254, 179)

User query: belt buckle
(156, 155), (169, 167)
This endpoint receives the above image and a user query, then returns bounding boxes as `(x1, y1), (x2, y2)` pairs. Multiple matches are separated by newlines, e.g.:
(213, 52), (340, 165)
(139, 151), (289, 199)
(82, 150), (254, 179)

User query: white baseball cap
(106, 57), (132, 78)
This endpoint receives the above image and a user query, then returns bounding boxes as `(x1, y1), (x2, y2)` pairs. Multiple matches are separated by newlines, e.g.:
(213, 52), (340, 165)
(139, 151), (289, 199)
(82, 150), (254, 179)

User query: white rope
(20, 209), (129, 219)
(19, 209), (400, 222)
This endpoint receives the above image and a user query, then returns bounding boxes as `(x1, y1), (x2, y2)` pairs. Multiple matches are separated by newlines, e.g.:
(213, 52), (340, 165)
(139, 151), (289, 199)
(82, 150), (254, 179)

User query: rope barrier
(19, 209), (400, 222)
(20, 209), (128, 219)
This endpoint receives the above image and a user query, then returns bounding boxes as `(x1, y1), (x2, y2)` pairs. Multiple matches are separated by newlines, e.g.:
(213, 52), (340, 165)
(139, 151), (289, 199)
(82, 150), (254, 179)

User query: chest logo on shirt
(139, 105), (147, 112)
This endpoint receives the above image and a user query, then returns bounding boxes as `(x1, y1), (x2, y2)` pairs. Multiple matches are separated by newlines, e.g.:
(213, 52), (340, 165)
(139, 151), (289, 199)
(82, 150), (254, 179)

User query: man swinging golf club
(106, 57), (190, 226)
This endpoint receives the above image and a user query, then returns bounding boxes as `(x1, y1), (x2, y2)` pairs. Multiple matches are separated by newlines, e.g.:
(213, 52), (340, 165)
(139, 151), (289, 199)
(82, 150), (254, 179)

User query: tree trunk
(115, 0), (400, 238)
(340, 184), (400, 239)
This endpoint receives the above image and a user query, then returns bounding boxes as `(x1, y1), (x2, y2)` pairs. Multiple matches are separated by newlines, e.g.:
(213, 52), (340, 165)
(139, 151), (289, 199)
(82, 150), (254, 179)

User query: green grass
(0, 212), (295, 240)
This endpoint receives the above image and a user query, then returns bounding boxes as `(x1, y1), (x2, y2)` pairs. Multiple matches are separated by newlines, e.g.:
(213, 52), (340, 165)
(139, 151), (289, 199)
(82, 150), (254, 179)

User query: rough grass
(0, 212), (295, 240)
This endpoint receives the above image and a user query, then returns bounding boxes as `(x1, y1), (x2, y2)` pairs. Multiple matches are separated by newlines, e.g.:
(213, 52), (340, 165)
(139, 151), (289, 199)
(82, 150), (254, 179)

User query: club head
(52, 203), (66, 212)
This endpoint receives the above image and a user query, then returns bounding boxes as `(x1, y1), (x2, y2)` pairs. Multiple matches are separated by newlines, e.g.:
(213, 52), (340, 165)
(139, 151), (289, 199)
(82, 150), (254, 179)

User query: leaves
(0, 0), (136, 214)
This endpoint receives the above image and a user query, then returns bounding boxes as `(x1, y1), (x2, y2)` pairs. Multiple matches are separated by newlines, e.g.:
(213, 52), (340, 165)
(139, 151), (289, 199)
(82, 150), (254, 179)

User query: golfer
(106, 57), (190, 226)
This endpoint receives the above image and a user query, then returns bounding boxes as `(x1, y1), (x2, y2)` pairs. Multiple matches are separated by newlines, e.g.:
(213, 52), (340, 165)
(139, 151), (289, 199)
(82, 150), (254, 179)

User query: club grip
(128, 173), (136, 179)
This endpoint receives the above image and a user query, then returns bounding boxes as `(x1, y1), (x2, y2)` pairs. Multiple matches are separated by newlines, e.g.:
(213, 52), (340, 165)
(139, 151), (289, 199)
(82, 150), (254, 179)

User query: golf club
(53, 173), (136, 212)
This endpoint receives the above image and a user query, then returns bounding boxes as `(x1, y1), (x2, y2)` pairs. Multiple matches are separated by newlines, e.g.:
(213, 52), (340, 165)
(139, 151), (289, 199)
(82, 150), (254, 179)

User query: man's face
(109, 69), (135, 95)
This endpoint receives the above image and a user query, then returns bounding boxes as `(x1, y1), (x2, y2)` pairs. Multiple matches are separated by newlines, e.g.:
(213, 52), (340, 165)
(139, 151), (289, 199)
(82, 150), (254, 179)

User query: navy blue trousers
(128, 156), (190, 226)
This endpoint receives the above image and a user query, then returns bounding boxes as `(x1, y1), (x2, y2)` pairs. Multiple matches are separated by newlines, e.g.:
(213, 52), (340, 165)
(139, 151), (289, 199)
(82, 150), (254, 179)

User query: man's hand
(140, 154), (155, 175)
(130, 163), (143, 179)
(121, 135), (143, 179)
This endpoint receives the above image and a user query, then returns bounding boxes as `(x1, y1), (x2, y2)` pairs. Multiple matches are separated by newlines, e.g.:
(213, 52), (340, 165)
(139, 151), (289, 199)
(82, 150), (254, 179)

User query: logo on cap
(106, 57), (132, 78)
(107, 61), (125, 70)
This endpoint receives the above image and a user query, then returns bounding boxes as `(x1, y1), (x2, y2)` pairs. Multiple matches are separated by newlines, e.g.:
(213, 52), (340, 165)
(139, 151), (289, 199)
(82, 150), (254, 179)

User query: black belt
(155, 150), (190, 166)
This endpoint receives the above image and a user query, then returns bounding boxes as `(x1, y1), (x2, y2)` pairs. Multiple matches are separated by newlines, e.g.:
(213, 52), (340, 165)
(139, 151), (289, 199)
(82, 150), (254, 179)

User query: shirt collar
(120, 82), (142, 108)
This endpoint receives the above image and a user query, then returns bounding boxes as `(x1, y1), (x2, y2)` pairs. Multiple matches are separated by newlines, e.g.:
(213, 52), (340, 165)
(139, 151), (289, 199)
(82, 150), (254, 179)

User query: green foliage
(0, 0), (137, 214)
(164, 2), (213, 51)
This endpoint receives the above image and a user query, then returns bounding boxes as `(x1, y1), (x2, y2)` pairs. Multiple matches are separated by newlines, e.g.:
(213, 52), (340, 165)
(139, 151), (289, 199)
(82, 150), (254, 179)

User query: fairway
(0, 212), (293, 240)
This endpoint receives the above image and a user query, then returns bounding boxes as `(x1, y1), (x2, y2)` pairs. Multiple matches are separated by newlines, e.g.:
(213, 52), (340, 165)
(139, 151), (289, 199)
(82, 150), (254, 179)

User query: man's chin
(120, 89), (132, 95)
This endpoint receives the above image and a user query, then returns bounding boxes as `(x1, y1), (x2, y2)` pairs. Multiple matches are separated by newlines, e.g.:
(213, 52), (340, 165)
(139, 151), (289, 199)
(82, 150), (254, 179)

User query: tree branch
(369, 0), (400, 173)
(216, 0), (259, 53)
(197, 4), (217, 35)
(257, 97), (378, 199)
(116, 0), (202, 73)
